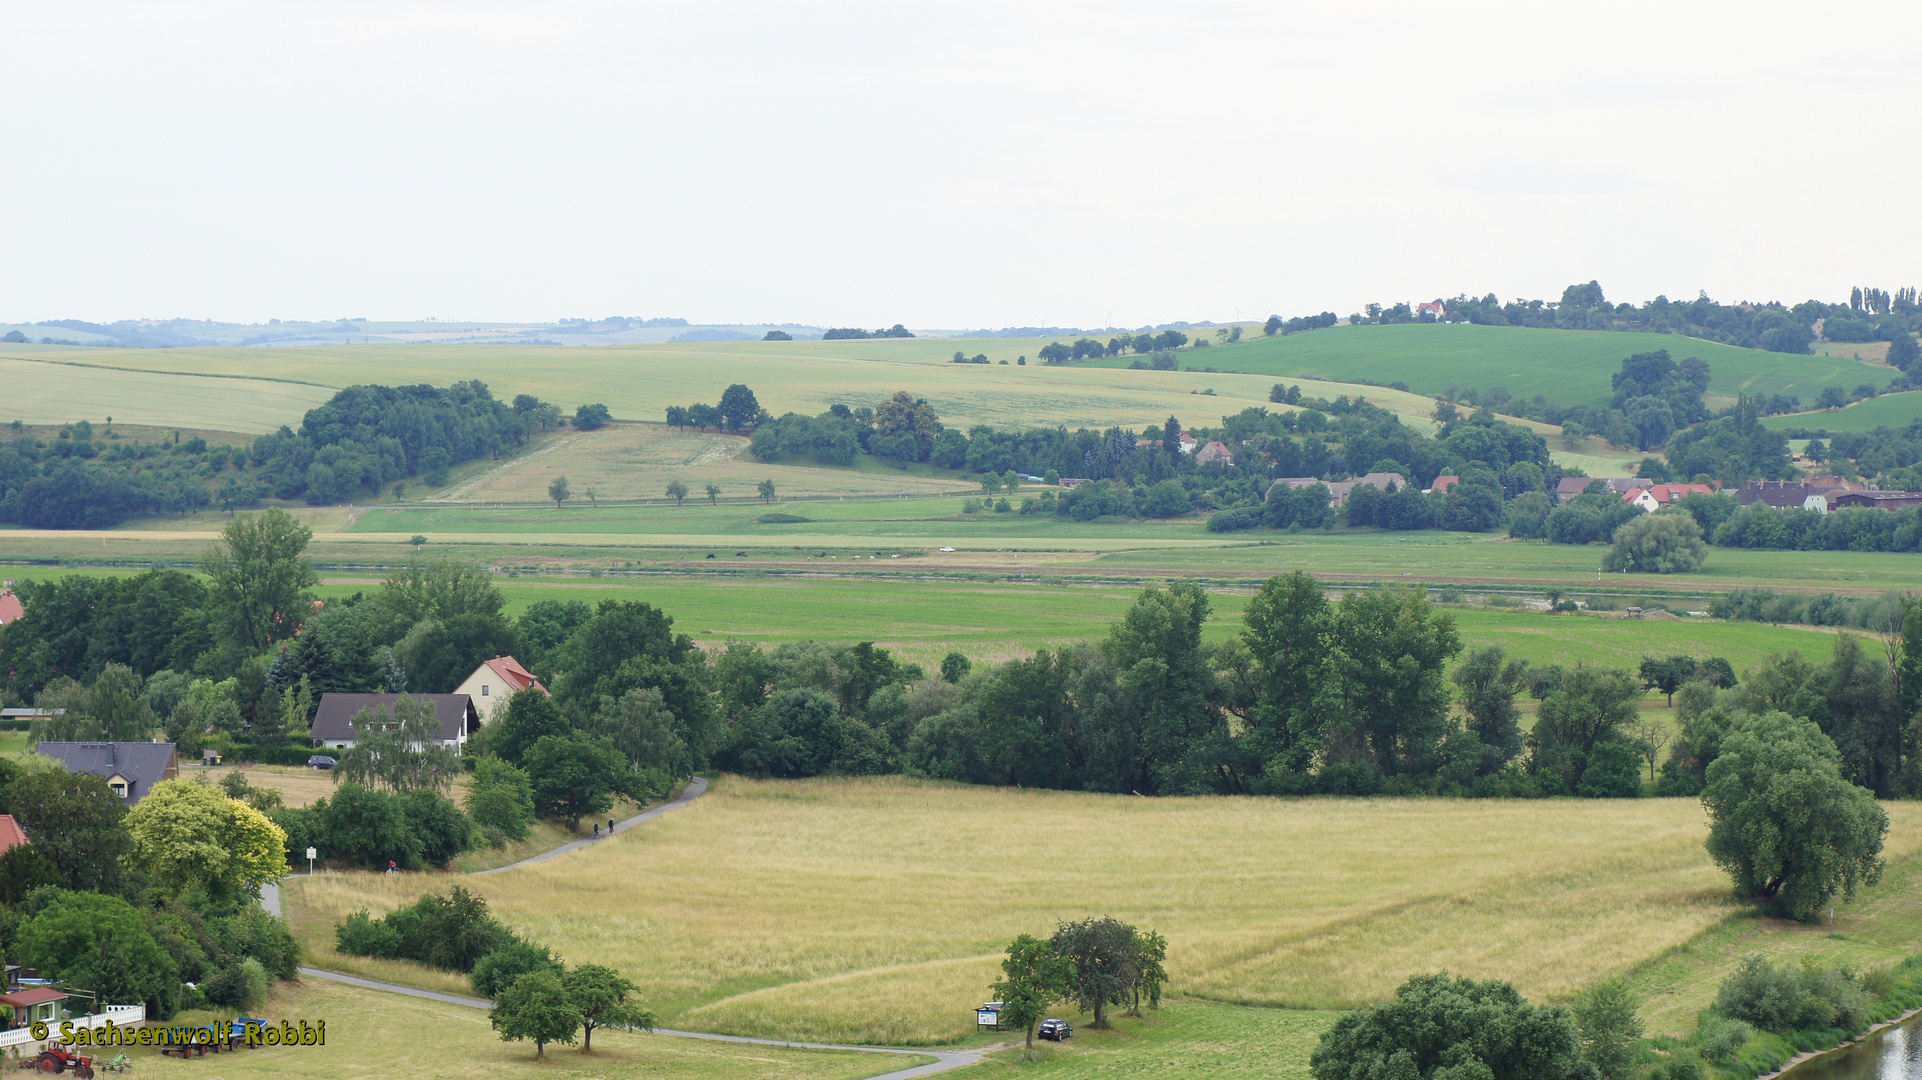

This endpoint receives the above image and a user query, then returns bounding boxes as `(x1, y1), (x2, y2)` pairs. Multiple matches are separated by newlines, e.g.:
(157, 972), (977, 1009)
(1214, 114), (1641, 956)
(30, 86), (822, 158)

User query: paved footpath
(269, 776), (985, 1079)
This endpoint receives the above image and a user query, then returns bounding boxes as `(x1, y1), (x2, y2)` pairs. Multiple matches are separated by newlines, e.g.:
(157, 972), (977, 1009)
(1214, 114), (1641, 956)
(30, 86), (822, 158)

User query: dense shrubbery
(335, 885), (516, 972)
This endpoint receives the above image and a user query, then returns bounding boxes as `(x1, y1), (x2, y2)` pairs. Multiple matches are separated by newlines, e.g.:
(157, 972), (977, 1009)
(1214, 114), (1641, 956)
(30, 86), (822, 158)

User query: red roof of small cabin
(1429, 476), (1459, 493)
(0, 987), (69, 1007)
(0, 814), (26, 856)
(483, 656), (548, 696)
(0, 592), (23, 626)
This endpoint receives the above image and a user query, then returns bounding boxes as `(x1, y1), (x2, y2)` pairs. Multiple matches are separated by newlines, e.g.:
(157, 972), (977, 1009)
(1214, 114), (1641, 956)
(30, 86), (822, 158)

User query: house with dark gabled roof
(310, 694), (479, 751)
(36, 742), (180, 805)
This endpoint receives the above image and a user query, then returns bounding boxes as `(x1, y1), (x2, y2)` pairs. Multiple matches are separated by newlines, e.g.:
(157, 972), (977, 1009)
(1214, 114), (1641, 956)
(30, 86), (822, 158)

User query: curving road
(267, 775), (985, 1079)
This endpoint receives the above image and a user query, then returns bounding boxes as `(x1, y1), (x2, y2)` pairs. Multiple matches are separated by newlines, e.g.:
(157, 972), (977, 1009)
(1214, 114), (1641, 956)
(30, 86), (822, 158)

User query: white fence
(1, 1004), (148, 1054)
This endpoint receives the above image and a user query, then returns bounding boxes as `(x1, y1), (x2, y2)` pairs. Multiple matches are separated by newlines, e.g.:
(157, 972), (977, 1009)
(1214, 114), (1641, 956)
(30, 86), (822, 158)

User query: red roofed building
(0, 591), (23, 627)
(1427, 475), (1460, 494)
(454, 656), (550, 724)
(1623, 483), (1717, 512)
(1, 986), (69, 1028)
(0, 814), (27, 857)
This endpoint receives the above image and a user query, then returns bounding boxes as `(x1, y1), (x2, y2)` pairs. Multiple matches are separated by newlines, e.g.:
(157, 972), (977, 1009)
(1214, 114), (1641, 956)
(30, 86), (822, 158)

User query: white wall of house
(454, 668), (517, 724)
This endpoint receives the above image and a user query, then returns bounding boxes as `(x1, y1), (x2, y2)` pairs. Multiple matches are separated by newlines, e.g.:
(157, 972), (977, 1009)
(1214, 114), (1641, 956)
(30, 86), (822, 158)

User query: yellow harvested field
(17, 341), (1458, 433)
(0, 354), (336, 432)
(281, 776), (1922, 1046)
(427, 424), (971, 504)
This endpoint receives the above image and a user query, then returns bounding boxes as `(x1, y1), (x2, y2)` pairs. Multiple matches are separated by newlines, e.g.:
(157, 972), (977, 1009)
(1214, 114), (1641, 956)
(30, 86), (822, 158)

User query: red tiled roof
(0, 814), (26, 856)
(0, 987), (68, 1007)
(483, 656), (548, 696)
(1429, 475), (1459, 493)
(0, 592), (22, 626)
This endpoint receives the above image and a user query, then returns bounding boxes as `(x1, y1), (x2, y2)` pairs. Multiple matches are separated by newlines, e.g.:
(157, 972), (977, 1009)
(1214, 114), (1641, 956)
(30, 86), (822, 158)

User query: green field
(312, 575), (1847, 674)
(1763, 390), (1922, 433)
(0, 355), (335, 432)
(120, 976), (919, 1080)
(1085, 324), (1887, 410)
(283, 776), (1922, 1047)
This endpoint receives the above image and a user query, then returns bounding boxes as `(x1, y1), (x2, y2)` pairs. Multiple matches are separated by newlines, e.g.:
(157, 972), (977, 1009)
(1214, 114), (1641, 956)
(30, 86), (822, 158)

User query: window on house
(110, 782), (127, 798)
(481, 685), (489, 695)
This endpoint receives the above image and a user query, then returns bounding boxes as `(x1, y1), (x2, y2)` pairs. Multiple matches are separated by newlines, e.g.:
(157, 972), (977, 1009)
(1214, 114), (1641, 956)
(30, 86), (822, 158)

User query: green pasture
(307, 573), (1846, 674)
(1762, 389), (1922, 433)
(969, 999), (1328, 1079)
(1085, 324), (1886, 410)
(0, 354), (335, 432)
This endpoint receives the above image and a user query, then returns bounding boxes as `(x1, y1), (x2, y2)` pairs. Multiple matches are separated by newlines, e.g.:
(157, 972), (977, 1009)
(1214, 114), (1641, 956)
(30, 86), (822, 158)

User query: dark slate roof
(35, 742), (179, 805)
(311, 694), (478, 743)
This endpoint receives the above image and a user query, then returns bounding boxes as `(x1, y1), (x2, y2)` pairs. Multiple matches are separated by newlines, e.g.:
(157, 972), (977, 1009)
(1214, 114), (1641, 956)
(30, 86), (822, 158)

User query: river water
(1786, 1016), (1922, 1080)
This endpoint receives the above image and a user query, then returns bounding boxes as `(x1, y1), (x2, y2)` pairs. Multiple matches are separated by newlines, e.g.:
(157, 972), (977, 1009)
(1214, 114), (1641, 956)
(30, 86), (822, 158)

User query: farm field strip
(0, 354), (337, 432)
(282, 776), (1922, 1046)
(1762, 390), (1922, 433)
(1084, 324), (1886, 408)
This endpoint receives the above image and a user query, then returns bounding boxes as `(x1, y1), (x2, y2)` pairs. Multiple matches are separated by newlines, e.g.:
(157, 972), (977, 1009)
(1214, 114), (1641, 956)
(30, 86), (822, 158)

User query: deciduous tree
(200, 508), (319, 650)
(123, 778), (289, 900)
(490, 969), (582, 1058)
(991, 934), (1072, 1048)
(564, 963), (654, 1053)
(1704, 710), (1887, 920)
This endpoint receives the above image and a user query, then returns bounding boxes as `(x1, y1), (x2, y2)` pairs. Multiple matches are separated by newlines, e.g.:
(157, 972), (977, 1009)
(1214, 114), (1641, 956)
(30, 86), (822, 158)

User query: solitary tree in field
(409, 534), (427, 553)
(1704, 710), (1887, 920)
(583, 485), (600, 508)
(992, 934), (1072, 1049)
(666, 481), (688, 506)
(1051, 917), (1139, 1029)
(1638, 655), (1696, 706)
(704, 483), (721, 505)
(563, 964), (653, 1053)
(757, 479), (776, 503)
(491, 969), (581, 1059)
(549, 475), (571, 509)
(1632, 718), (1671, 781)
(718, 384), (761, 431)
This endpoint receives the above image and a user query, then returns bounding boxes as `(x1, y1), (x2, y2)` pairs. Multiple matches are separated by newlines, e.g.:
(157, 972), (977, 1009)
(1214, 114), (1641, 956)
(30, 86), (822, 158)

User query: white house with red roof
(454, 656), (550, 724)
(1623, 483), (1716, 513)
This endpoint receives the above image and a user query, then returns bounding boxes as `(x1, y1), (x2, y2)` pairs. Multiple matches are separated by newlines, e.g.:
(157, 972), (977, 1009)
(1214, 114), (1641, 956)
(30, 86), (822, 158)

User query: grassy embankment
(281, 775), (1922, 1048)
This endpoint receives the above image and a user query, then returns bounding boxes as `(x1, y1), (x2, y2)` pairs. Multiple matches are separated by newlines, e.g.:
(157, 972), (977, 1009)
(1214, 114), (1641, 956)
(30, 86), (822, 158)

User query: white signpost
(307, 846), (317, 874)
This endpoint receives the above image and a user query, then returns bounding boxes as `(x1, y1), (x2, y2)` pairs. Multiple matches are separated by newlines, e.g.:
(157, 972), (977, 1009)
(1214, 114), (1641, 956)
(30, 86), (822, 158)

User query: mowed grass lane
(280, 777), (1922, 1046)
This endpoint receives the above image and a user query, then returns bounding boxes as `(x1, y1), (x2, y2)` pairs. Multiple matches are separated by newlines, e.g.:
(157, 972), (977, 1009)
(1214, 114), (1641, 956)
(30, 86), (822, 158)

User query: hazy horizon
(5, 1), (1918, 328)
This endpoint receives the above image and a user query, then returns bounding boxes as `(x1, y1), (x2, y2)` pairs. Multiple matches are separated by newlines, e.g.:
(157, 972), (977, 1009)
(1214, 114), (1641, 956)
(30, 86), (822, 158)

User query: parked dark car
(1038, 1019), (1072, 1041)
(308, 754), (337, 771)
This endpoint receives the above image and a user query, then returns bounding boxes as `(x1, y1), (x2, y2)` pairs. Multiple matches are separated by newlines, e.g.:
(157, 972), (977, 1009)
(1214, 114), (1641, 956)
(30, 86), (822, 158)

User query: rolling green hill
(1762, 390), (1922, 433)
(1086, 324), (1888, 409)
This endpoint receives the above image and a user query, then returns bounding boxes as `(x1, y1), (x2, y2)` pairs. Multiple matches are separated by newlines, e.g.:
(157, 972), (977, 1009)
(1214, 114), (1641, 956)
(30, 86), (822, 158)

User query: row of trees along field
(0, 382), (612, 528)
(11, 508), (1920, 805)
(1350, 280), (1922, 360)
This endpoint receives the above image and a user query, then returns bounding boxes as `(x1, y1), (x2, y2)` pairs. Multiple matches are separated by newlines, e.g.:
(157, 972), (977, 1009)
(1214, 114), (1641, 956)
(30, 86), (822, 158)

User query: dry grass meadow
(424, 424), (972, 505)
(117, 975), (914, 1080)
(282, 775), (1922, 1047)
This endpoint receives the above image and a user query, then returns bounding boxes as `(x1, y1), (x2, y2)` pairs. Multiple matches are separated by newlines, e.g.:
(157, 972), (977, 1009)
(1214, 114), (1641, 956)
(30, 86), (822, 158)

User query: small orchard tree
(409, 534), (427, 552)
(564, 963), (654, 1053)
(1051, 917), (1139, 1028)
(491, 969), (581, 1059)
(666, 480), (688, 506)
(704, 483), (721, 505)
(549, 475), (571, 509)
(1704, 710), (1888, 920)
(757, 479), (776, 503)
(1128, 929), (1168, 1016)
(991, 934), (1073, 1048)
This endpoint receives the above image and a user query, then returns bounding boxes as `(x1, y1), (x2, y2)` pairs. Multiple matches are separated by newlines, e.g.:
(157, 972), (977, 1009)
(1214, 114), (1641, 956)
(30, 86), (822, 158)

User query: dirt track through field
(263, 777), (985, 1078)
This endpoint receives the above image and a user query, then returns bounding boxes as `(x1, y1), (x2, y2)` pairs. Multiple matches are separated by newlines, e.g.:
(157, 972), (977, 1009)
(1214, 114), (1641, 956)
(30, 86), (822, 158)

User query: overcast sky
(4, 1), (1918, 329)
